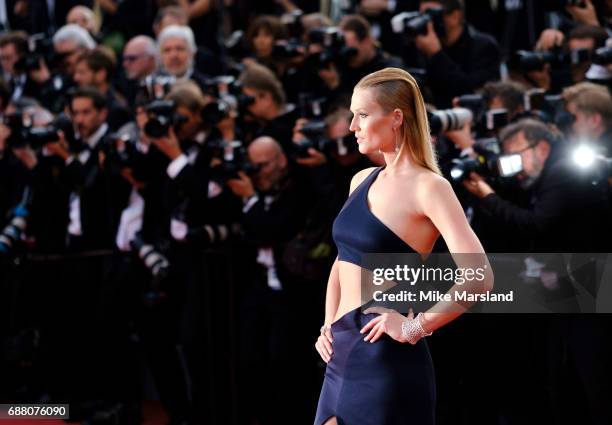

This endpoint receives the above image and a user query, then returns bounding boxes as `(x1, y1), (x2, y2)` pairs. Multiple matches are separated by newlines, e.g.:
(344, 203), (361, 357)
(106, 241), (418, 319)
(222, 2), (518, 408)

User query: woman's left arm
(361, 175), (493, 343)
(417, 175), (494, 332)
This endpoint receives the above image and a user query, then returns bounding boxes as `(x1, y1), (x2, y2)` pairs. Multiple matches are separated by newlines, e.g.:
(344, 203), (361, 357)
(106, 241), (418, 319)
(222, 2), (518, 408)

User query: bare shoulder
(415, 171), (453, 197)
(349, 166), (379, 195)
(411, 170), (457, 212)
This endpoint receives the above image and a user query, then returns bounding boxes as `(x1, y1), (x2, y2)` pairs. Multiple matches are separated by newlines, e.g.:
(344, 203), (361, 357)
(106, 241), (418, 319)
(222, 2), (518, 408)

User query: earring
(394, 129), (400, 152)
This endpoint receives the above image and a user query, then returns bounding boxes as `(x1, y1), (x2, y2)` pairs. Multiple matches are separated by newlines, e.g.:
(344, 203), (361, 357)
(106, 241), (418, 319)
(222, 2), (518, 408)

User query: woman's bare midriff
(332, 261), (370, 323)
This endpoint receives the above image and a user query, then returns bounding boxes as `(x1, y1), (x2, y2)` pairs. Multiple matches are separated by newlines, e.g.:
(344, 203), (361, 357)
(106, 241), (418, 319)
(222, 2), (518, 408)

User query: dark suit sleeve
(477, 164), (580, 238)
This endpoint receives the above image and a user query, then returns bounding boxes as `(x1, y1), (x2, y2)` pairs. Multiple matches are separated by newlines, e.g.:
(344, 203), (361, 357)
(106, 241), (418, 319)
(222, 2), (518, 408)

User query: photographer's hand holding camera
(292, 117), (328, 167)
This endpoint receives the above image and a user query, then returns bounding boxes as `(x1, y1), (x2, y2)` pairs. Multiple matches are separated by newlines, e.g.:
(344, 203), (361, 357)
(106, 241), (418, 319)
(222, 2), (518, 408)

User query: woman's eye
(359, 113), (368, 118)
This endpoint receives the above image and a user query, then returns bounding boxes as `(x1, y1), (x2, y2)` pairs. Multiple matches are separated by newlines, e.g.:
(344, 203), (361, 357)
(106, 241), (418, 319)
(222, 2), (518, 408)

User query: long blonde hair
(355, 67), (441, 175)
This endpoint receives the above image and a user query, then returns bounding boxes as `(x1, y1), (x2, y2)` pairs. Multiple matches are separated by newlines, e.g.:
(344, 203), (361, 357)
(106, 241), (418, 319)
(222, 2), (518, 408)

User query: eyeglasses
(123, 54), (145, 63)
(505, 142), (540, 155)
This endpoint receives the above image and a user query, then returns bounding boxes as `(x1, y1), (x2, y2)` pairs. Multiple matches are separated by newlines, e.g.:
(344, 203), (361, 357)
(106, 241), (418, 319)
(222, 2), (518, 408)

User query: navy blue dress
(314, 166), (436, 425)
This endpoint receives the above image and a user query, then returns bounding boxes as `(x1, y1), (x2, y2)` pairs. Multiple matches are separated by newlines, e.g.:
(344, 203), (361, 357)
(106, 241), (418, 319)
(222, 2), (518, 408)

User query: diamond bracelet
(401, 312), (433, 344)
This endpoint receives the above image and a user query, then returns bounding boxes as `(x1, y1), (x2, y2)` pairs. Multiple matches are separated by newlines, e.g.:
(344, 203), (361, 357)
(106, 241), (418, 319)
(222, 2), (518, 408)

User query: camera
(455, 95), (510, 135)
(280, 9), (305, 39)
(391, 8), (446, 40)
(305, 27), (358, 70)
(522, 91), (575, 133)
(298, 93), (327, 119)
(14, 33), (56, 73)
(272, 40), (305, 59)
(200, 76), (255, 123)
(295, 120), (357, 158)
(138, 75), (177, 104)
(447, 138), (522, 182)
(592, 46), (612, 66)
(101, 132), (136, 169)
(429, 108), (473, 134)
(3, 112), (30, 149)
(206, 139), (260, 181)
(25, 113), (76, 150)
(143, 100), (188, 138)
(513, 48), (591, 73)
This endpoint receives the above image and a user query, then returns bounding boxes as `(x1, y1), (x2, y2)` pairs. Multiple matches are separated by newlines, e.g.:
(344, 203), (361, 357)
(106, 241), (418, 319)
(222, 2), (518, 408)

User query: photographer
(336, 14), (404, 94)
(147, 81), (241, 423)
(245, 15), (289, 73)
(73, 47), (132, 131)
(412, 0), (501, 107)
(227, 135), (334, 425)
(481, 80), (527, 122)
(563, 81), (612, 155)
(239, 61), (299, 152)
(463, 118), (611, 252)
(566, 25), (608, 84)
(0, 32), (42, 102)
(52, 87), (131, 251)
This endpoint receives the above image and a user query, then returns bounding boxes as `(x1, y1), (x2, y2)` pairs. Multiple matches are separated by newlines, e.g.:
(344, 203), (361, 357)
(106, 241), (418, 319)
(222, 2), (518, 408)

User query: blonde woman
(314, 68), (493, 425)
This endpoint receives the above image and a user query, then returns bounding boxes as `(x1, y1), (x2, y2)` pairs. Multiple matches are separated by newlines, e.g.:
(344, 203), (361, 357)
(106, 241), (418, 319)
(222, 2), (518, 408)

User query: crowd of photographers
(1, 1), (612, 425)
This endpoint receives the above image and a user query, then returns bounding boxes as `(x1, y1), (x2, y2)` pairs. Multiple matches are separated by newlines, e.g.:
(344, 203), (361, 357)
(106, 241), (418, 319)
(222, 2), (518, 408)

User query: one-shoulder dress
(314, 166), (436, 425)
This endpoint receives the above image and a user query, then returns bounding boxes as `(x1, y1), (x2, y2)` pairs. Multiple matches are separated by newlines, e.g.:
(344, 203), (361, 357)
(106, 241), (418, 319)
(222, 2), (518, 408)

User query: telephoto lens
(429, 108), (473, 134)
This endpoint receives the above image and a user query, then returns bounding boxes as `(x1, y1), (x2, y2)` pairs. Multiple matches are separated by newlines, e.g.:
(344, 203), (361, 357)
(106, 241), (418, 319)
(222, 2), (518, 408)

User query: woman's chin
(357, 143), (376, 155)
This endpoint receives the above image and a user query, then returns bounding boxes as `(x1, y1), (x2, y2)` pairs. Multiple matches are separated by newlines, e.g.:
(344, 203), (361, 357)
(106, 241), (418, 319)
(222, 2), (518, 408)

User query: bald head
(67, 6), (97, 34)
(123, 35), (157, 80)
(248, 136), (287, 191)
(249, 136), (283, 157)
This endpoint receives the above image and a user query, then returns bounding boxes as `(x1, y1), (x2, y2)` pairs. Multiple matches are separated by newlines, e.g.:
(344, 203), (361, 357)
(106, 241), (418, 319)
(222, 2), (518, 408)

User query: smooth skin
(315, 88), (493, 373)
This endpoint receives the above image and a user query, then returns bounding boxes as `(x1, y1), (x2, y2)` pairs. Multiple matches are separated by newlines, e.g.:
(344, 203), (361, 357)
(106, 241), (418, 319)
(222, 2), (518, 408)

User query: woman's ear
(392, 108), (403, 130)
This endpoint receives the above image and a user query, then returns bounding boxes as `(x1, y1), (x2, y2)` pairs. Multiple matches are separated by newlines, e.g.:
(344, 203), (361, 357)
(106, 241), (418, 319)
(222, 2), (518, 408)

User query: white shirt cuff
(166, 154), (188, 179)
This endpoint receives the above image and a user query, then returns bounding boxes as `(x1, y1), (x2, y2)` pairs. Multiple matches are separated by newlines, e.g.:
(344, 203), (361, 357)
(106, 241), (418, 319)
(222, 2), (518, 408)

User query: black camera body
(200, 76), (255, 124)
(143, 100), (188, 138)
(455, 94), (509, 136)
(447, 138), (506, 182)
(206, 140), (260, 182)
(593, 46), (612, 66)
(391, 8), (446, 41)
(306, 27), (358, 70)
(27, 113), (75, 149)
(14, 33), (57, 73)
(514, 48), (591, 73)
(295, 120), (357, 158)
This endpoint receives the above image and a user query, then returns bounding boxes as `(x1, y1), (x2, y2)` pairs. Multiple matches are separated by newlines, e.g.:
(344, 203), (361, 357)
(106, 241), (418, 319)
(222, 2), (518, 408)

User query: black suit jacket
(477, 143), (612, 253)
(62, 127), (130, 250)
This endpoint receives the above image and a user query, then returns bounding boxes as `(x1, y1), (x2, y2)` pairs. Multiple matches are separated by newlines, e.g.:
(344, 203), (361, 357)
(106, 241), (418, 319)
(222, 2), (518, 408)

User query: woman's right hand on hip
(315, 326), (334, 363)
